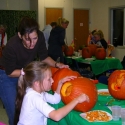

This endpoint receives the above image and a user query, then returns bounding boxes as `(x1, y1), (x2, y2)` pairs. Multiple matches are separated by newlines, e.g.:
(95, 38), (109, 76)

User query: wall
(30, 0), (38, 11)
(91, 0), (125, 61)
(30, 0), (38, 20)
(0, 0), (30, 10)
(37, 0), (91, 45)
(1, 0), (125, 61)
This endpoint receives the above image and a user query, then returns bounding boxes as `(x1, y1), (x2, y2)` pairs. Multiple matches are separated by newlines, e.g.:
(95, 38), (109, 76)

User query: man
(42, 22), (57, 49)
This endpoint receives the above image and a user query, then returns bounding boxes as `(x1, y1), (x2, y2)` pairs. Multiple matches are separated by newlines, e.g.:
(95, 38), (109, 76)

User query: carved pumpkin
(51, 68), (80, 91)
(64, 46), (74, 56)
(82, 47), (92, 58)
(61, 77), (97, 112)
(88, 44), (97, 56)
(50, 67), (59, 76)
(95, 48), (106, 60)
(108, 70), (125, 100)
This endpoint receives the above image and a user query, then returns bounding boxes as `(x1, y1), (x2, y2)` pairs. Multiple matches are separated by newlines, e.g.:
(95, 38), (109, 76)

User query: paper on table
(80, 110), (112, 122)
(106, 57), (115, 59)
(85, 58), (95, 61)
(72, 56), (82, 59)
(98, 89), (110, 96)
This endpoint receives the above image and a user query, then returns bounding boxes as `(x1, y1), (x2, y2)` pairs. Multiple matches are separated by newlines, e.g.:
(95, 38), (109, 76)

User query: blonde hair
(57, 17), (69, 27)
(94, 30), (104, 39)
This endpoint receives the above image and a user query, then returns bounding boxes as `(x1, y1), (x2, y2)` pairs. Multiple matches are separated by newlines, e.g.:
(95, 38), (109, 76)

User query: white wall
(38, 0), (91, 45)
(30, 0), (38, 11)
(0, 0), (30, 10)
(91, 0), (125, 61)
(1, 0), (125, 61)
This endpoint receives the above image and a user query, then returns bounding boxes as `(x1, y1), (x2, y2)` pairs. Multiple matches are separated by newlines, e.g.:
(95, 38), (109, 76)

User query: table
(65, 56), (123, 75)
(47, 83), (125, 125)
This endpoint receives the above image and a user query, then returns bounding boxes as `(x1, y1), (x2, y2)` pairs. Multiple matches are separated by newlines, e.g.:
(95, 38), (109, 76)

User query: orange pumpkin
(95, 48), (106, 60)
(108, 70), (125, 100)
(88, 44), (97, 56)
(82, 47), (92, 58)
(50, 67), (59, 76)
(61, 77), (97, 112)
(51, 68), (80, 91)
(64, 46), (74, 56)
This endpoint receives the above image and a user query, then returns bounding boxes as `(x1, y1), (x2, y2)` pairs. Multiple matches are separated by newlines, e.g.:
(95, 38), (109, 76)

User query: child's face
(42, 69), (54, 91)
(94, 35), (100, 41)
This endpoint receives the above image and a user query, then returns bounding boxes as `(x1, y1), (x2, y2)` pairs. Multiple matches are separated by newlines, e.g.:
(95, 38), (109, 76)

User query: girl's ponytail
(14, 61), (49, 125)
(14, 71), (27, 125)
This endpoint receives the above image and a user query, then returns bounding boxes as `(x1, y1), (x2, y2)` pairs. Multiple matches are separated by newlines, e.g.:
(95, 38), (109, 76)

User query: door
(74, 9), (89, 50)
(46, 8), (63, 25)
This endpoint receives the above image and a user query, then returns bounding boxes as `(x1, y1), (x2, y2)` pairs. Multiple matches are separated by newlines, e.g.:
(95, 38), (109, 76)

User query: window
(110, 8), (125, 47)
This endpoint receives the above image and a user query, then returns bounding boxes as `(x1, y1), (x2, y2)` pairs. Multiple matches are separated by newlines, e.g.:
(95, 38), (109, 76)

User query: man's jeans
(0, 69), (18, 125)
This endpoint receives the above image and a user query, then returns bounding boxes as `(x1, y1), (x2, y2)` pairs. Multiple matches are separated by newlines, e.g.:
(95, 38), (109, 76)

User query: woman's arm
(8, 69), (21, 77)
(42, 56), (69, 68)
(59, 29), (66, 46)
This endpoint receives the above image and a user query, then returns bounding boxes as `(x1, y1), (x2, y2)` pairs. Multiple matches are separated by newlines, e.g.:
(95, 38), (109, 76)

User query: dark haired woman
(0, 17), (68, 125)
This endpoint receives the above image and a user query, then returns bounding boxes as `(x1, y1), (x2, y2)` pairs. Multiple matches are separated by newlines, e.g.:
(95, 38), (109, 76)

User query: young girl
(94, 30), (108, 49)
(15, 61), (89, 125)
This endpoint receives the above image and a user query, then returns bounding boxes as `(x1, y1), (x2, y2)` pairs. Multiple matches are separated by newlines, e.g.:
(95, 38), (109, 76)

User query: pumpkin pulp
(61, 82), (72, 96)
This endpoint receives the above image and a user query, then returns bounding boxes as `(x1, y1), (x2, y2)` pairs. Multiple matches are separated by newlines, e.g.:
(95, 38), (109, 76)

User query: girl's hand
(58, 76), (77, 85)
(56, 76), (77, 94)
(76, 93), (89, 103)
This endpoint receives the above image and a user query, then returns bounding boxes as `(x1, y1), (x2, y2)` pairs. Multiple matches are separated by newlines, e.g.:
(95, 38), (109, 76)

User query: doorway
(74, 9), (89, 50)
(45, 8), (63, 25)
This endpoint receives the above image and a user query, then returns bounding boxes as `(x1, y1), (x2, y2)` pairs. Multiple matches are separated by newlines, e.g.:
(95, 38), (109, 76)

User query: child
(93, 30), (108, 49)
(15, 61), (89, 125)
(87, 29), (97, 46)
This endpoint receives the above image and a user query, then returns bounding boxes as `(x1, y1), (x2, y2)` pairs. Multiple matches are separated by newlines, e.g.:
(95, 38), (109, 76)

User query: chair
(98, 75), (108, 85)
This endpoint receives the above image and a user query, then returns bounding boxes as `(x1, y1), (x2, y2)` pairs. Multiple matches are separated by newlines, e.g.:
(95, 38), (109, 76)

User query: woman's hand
(55, 62), (69, 68)
(76, 93), (89, 103)
(56, 76), (77, 94)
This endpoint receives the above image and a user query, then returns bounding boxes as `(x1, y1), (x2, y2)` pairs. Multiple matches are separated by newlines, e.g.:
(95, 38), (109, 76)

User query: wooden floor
(0, 100), (8, 125)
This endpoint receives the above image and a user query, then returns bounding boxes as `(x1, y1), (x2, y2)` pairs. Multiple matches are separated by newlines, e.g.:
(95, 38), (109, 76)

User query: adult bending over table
(0, 17), (68, 125)
(48, 17), (69, 63)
